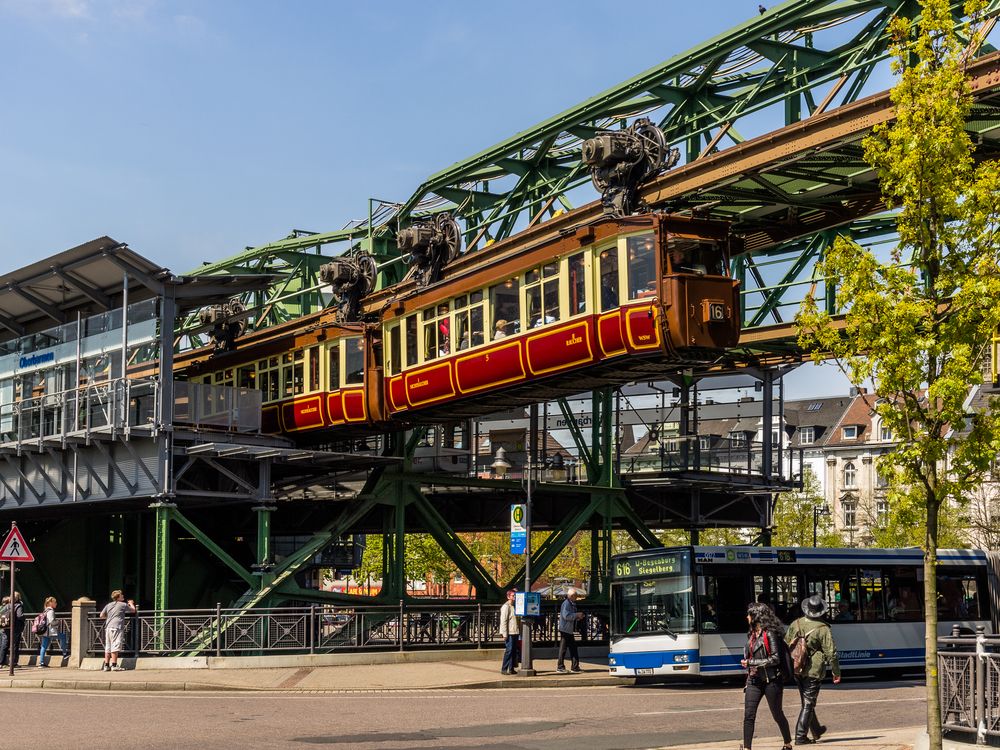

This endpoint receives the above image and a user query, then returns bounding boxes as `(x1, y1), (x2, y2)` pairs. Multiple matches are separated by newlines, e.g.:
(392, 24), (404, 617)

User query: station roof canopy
(0, 236), (280, 345)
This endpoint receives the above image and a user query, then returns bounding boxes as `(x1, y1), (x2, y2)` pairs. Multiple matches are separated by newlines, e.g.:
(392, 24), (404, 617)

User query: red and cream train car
(179, 212), (740, 438)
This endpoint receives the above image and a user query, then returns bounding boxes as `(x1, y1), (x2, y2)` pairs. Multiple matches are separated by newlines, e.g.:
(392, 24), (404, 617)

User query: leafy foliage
(796, 2), (1000, 745)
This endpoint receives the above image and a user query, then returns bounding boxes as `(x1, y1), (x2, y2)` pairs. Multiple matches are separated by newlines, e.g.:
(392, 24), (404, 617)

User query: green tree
(771, 468), (842, 547)
(797, 3), (1000, 744)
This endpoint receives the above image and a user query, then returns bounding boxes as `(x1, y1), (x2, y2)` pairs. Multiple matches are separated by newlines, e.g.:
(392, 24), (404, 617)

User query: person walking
(739, 602), (793, 750)
(556, 588), (584, 674)
(785, 594), (841, 745)
(499, 589), (520, 675)
(37, 596), (68, 667)
(99, 590), (136, 672)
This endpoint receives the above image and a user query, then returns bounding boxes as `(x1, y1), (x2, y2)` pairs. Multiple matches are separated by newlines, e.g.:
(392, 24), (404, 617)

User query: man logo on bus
(726, 549), (736, 562)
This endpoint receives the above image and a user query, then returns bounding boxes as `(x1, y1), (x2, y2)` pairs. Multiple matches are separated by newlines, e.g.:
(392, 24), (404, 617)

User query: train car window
(599, 246), (619, 312)
(884, 567), (923, 622)
(524, 263), (560, 329)
(237, 365), (254, 390)
(490, 278), (520, 339)
(328, 345), (341, 390)
(345, 337), (365, 385)
(258, 370), (270, 400)
(626, 233), (657, 299)
(307, 347), (320, 392)
(405, 315), (418, 367)
(568, 253), (587, 315)
(389, 325), (401, 376)
(422, 305), (450, 361)
(470, 304), (484, 348)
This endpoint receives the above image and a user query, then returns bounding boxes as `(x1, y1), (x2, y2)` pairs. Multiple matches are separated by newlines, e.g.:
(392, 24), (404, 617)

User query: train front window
(627, 233), (657, 299)
(599, 246), (619, 312)
(344, 337), (364, 385)
(668, 239), (727, 276)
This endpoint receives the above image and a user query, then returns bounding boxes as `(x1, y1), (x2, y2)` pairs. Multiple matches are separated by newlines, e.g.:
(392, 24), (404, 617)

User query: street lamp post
(813, 504), (831, 547)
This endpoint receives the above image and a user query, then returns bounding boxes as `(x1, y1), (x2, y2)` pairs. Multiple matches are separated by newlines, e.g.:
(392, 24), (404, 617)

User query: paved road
(7, 678), (924, 749)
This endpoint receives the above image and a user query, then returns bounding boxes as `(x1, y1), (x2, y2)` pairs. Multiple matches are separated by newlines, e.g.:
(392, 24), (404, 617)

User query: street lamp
(491, 447), (511, 477)
(813, 504), (831, 547)
(546, 453), (567, 482)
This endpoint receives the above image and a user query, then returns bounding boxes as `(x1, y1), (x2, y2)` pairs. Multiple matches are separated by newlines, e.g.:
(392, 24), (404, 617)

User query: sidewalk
(0, 654), (618, 692)
(657, 726), (919, 750)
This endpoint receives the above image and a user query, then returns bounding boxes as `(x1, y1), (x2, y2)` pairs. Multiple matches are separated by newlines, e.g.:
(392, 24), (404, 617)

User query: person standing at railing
(99, 590), (135, 672)
(37, 596), (68, 667)
(0, 596), (9, 668)
(6, 592), (25, 669)
(499, 589), (520, 675)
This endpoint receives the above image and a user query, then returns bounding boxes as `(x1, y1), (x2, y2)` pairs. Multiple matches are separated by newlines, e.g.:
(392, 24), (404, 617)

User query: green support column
(252, 503), (275, 589)
(152, 503), (173, 612)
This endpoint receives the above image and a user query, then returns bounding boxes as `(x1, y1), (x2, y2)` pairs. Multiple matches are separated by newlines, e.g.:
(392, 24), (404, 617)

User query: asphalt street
(2, 678), (925, 750)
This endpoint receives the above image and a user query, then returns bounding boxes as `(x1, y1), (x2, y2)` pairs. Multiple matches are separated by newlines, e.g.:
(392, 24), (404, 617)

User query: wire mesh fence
(939, 627), (1000, 744)
(85, 602), (609, 657)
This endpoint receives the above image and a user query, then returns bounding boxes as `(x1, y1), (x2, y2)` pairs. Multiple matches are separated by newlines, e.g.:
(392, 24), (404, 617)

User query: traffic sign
(510, 504), (527, 554)
(0, 525), (33, 562)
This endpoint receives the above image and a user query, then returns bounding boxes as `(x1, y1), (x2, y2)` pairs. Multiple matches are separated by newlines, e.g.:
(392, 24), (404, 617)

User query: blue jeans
(39, 632), (68, 664)
(501, 635), (519, 673)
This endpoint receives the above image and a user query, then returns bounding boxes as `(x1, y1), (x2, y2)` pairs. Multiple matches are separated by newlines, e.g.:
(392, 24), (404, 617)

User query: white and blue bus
(608, 546), (997, 678)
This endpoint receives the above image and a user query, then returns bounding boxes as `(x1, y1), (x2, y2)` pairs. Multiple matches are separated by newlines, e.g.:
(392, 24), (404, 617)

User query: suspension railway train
(177, 210), (742, 438)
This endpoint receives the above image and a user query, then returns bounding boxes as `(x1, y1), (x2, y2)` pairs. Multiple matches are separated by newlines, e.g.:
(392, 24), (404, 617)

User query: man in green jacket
(785, 594), (841, 745)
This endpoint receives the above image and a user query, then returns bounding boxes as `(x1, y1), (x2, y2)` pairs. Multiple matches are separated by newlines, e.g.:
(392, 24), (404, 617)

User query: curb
(0, 674), (622, 693)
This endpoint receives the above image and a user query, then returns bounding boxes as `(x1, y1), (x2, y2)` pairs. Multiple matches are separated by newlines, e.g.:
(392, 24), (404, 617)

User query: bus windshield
(611, 549), (694, 638)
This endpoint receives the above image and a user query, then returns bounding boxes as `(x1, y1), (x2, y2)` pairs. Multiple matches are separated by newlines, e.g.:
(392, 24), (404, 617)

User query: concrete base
(78, 645), (609, 671)
(914, 730), (986, 749)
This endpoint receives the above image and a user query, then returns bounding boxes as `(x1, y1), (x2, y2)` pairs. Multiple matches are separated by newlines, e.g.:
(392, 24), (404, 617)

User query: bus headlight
(609, 657), (617, 665)
(674, 654), (690, 663)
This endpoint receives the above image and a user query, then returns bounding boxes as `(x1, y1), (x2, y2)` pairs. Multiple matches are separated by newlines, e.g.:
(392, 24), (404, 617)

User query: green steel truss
(180, 0), (998, 343)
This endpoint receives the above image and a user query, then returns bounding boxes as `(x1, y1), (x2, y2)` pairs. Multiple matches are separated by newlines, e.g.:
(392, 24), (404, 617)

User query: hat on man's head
(801, 594), (829, 619)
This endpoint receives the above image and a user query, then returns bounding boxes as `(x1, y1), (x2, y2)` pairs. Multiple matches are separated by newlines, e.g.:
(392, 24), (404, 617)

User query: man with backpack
(785, 594), (841, 745)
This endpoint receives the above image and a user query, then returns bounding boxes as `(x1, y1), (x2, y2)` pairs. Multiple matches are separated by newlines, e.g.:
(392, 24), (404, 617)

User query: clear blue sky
(0, 0), (859, 397)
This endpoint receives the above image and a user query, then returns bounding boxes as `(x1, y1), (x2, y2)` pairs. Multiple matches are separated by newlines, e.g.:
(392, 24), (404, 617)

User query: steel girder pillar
(152, 502), (173, 612)
(252, 503), (275, 589)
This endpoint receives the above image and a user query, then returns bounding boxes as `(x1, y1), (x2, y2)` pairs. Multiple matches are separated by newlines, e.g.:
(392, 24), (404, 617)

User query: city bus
(608, 546), (997, 678)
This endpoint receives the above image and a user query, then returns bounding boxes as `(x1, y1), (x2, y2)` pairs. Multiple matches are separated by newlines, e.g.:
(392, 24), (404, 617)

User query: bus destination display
(613, 554), (683, 580)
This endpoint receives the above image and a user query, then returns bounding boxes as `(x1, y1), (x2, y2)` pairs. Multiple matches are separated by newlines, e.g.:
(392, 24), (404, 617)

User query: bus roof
(611, 546), (987, 566)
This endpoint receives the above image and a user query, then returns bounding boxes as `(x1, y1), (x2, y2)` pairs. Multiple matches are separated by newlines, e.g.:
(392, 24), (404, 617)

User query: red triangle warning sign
(0, 526), (33, 562)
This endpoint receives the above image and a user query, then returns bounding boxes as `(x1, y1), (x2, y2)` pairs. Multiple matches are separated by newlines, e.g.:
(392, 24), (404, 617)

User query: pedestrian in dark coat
(786, 594), (841, 744)
(739, 602), (792, 750)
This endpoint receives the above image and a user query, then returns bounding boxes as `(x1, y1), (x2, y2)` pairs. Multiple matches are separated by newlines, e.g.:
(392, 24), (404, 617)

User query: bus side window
(599, 247), (619, 312)
(568, 253), (587, 314)
(885, 567), (922, 622)
(328, 345), (341, 391)
(806, 567), (862, 623)
(345, 337), (364, 385)
(405, 315), (418, 367)
(937, 571), (982, 621)
(700, 574), (747, 633)
(389, 325), (401, 376)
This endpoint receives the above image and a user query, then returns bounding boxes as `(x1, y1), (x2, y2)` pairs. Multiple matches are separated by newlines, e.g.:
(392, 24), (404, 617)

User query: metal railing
(0, 378), (158, 446)
(12, 612), (72, 654)
(172, 381), (261, 433)
(86, 602), (609, 657)
(623, 435), (804, 483)
(939, 625), (1000, 744)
